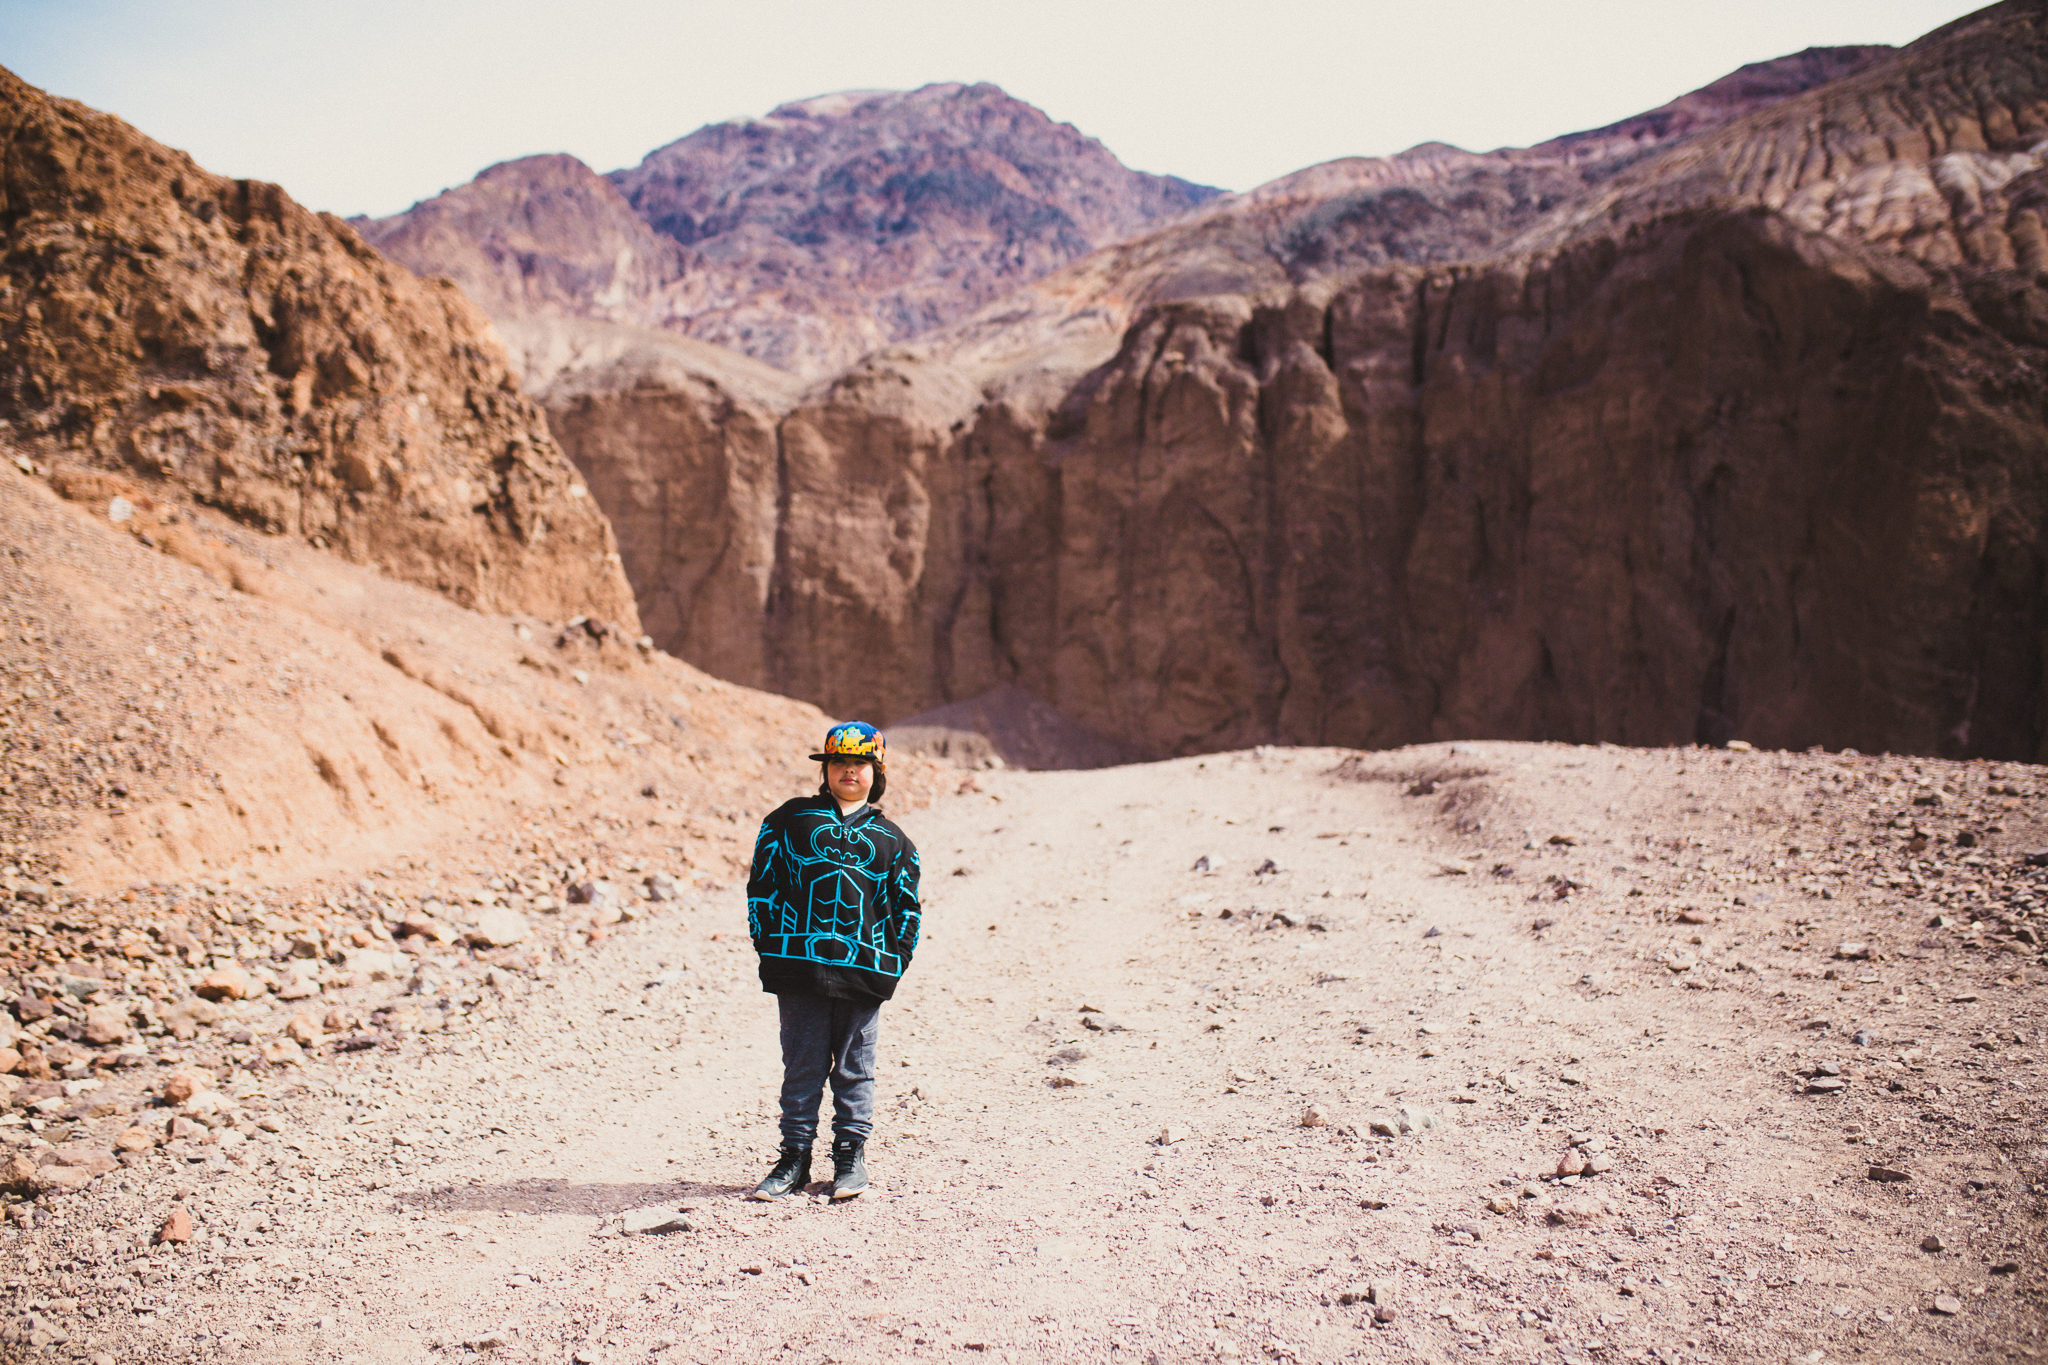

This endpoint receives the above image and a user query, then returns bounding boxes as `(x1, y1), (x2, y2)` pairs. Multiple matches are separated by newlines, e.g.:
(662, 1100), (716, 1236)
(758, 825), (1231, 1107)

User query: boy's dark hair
(818, 758), (885, 804)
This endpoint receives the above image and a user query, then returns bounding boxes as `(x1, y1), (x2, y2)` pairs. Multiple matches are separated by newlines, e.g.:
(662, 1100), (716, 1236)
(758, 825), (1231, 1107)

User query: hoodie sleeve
(886, 839), (922, 965)
(746, 812), (782, 948)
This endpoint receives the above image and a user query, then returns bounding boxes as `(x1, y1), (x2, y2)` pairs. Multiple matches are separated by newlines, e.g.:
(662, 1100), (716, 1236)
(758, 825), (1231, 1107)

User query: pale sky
(1, 0), (1991, 219)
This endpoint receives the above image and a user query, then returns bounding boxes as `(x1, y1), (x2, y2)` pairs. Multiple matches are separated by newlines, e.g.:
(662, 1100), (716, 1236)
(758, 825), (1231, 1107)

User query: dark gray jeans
(776, 993), (880, 1147)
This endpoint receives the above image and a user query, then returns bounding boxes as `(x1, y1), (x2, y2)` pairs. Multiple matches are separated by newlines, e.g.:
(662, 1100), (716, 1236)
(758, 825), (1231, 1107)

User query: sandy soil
(1, 739), (2042, 1364)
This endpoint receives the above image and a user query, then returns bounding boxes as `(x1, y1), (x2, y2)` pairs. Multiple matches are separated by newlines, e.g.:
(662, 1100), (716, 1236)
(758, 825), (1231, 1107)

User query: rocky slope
(541, 3), (2048, 764)
(0, 69), (949, 894)
(360, 84), (1220, 378)
(0, 66), (637, 628)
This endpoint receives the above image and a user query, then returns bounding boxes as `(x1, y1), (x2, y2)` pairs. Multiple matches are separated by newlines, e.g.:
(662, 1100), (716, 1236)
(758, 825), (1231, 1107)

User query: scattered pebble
(156, 1206), (192, 1245)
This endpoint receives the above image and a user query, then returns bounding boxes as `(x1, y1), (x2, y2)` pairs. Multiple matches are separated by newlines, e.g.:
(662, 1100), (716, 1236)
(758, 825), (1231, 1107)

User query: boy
(746, 721), (922, 1200)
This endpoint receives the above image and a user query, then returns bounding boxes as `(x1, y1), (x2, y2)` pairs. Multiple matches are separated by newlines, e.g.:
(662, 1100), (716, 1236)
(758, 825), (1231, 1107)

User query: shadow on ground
(398, 1179), (750, 1214)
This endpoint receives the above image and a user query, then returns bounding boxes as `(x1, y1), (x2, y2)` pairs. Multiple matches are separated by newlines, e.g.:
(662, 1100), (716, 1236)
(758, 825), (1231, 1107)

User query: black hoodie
(746, 796), (922, 1002)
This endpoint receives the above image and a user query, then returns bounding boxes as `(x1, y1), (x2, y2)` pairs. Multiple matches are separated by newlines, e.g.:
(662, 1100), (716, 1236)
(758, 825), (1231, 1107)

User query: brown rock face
(545, 5), (2048, 763)
(0, 67), (637, 628)
(364, 84), (1219, 378)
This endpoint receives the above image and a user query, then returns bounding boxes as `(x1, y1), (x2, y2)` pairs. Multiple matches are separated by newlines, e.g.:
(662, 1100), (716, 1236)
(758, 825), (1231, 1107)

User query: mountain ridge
(361, 82), (1220, 379)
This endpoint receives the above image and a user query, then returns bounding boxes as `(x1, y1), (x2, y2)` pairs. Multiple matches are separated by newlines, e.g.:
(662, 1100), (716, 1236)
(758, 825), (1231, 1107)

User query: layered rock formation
(361, 84), (1219, 378)
(540, 3), (2048, 762)
(0, 67), (638, 627)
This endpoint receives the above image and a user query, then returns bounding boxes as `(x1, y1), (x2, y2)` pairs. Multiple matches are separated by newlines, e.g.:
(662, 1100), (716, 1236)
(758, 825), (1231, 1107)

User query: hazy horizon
(2, 0), (1991, 219)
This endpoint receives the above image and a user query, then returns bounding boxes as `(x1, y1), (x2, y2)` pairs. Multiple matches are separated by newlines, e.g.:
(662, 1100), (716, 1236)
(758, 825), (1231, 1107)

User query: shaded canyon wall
(551, 206), (2048, 761)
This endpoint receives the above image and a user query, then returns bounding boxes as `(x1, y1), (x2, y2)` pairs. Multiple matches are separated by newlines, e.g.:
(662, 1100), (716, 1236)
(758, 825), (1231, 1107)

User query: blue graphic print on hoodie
(747, 796), (922, 1002)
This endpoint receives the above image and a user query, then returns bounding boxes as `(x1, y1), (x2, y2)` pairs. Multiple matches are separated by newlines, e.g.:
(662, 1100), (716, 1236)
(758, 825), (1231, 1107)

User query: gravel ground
(2, 742), (2044, 1364)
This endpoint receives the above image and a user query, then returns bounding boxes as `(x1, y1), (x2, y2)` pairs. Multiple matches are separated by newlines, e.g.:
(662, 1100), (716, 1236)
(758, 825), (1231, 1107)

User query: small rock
(159, 999), (222, 1040)
(466, 906), (530, 949)
(1157, 1125), (1190, 1145)
(114, 1127), (157, 1154)
(395, 915), (453, 943)
(13, 995), (54, 1023)
(1556, 1149), (1589, 1178)
(161, 1069), (211, 1104)
(1558, 1068), (1586, 1086)
(81, 1004), (132, 1047)
(1586, 1153), (1614, 1174)
(1081, 1015), (1126, 1033)
(156, 1206), (193, 1244)
(1920, 1233), (1945, 1252)
(620, 1205), (693, 1236)
(1807, 1077), (1848, 1094)
(1867, 1166), (1911, 1183)
(1930, 1295), (1962, 1316)
(1991, 1261), (2020, 1275)
(1367, 1280), (1396, 1307)
(1836, 942), (1873, 961)
(1485, 1195), (1516, 1214)
(49, 1143), (117, 1175)
(1367, 1119), (1398, 1137)
(644, 872), (682, 902)
(285, 1015), (323, 1046)
(260, 1037), (304, 1065)
(1816, 1060), (1842, 1076)
(1300, 1107), (1327, 1128)
(194, 968), (253, 1002)
(274, 975), (319, 1001)
(0, 1153), (38, 1194)
(37, 1165), (92, 1193)
(340, 947), (406, 981)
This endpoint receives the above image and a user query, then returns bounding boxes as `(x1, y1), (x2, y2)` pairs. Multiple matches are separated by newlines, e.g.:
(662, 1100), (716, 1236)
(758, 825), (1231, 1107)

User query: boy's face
(826, 757), (874, 804)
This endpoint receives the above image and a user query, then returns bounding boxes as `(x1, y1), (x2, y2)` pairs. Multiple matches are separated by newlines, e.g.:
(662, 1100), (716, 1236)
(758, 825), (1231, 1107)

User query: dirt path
(6, 744), (2044, 1363)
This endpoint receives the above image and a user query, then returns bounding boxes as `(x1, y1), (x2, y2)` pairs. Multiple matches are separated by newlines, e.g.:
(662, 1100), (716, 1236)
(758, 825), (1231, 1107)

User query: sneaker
(751, 1145), (812, 1200)
(829, 1138), (868, 1200)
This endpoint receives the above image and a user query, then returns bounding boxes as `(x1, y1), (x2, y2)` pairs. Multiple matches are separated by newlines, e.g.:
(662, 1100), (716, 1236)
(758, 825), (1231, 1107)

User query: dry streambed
(0, 743), (2041, 1364)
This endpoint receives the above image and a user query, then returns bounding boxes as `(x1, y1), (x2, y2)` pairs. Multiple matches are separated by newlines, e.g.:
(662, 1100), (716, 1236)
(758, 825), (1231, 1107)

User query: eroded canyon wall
(624, 209), (2037, 760)
(533, 3), (2048, 761)
(0, 67), (638, 628)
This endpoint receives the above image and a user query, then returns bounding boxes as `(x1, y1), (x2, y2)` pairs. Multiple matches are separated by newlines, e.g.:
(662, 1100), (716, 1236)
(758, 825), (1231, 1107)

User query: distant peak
(764, 89), (899, 121)
(761, 81), (1019, 123)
